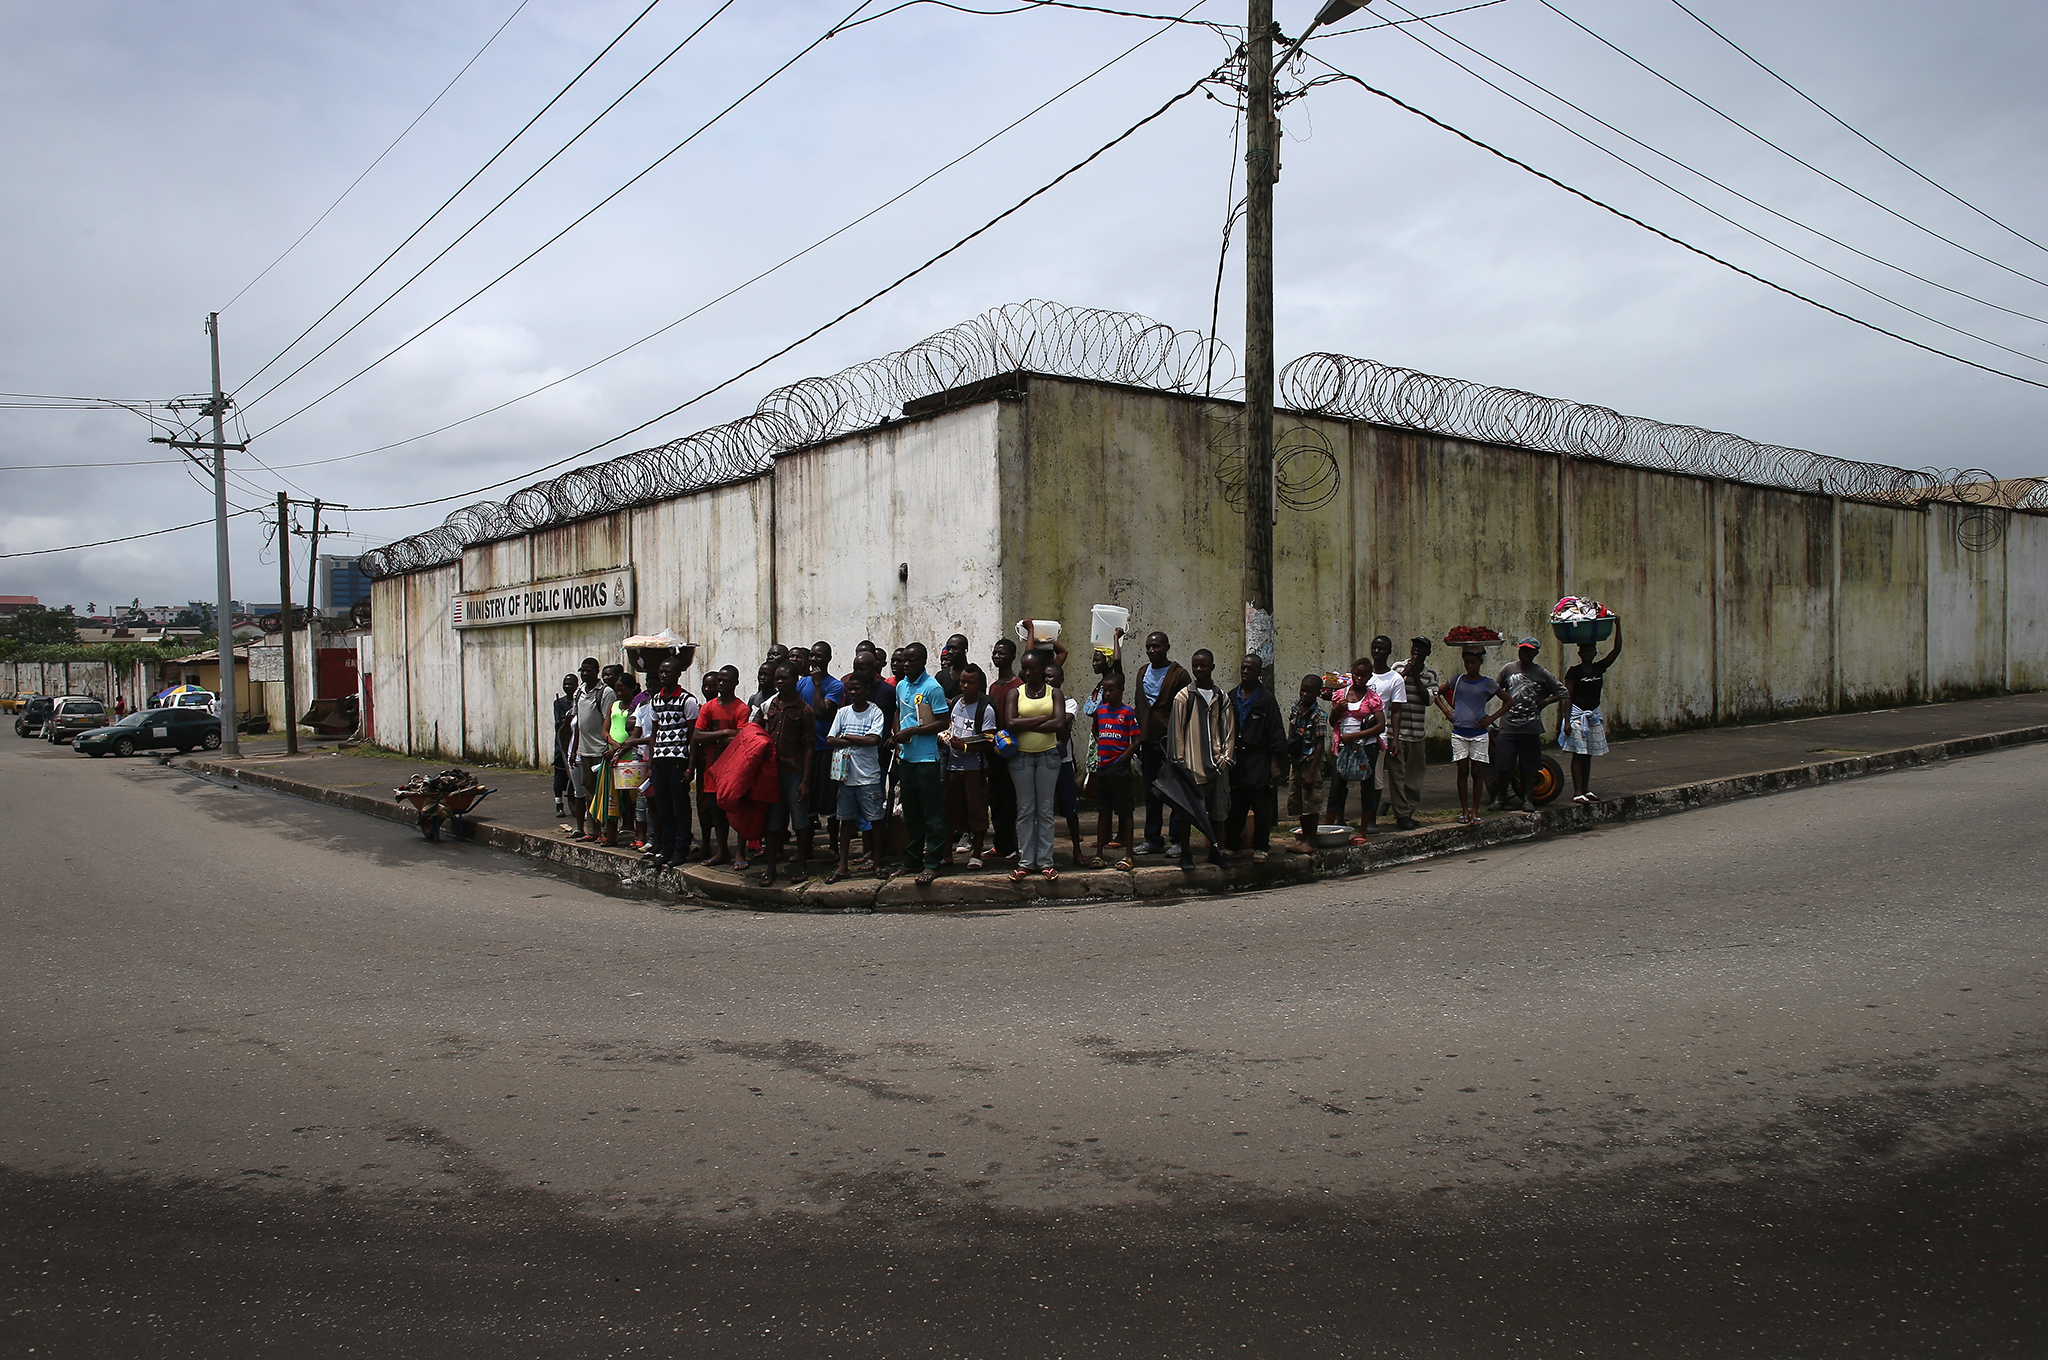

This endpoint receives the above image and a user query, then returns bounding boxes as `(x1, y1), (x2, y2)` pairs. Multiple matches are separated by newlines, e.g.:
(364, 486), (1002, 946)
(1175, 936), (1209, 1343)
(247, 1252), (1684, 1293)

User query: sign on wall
(248, 648), (285, 682)
(451, 568), (635, 631)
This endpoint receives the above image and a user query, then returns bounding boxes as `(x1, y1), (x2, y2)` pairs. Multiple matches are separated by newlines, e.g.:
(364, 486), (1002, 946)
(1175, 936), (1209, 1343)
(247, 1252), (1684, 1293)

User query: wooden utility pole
(277, 492), (298, 756)
(1243, 0), (1278, 675)
(206, 314), (240, 756)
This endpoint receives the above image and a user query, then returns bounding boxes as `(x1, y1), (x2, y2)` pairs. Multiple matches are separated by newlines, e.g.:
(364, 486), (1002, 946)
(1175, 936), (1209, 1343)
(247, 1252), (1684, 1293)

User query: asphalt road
(3, 734), (2045, 1357)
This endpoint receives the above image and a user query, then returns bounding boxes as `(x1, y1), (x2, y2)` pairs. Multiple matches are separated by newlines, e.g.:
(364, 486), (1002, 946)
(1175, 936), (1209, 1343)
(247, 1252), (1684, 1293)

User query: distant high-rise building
(319, 554), (372, 614)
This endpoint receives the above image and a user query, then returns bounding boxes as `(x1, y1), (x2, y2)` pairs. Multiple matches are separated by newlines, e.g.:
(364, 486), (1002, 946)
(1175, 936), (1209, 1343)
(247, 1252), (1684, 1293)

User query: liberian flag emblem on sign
(451, 600), (464, 625)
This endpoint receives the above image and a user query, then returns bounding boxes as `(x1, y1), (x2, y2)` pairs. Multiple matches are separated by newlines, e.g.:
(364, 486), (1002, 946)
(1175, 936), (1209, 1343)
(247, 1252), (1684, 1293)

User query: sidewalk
(182, 692), (2048, 911)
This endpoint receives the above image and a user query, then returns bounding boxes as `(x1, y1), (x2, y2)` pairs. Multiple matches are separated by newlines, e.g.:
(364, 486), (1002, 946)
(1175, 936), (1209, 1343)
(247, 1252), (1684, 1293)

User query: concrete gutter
(180, 721), (2048, 912)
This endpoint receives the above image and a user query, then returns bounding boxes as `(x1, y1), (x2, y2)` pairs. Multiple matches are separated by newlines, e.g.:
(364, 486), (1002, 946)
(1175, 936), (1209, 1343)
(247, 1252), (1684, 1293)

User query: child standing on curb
(1287, 673), (1328, 848)
(941, 664), (998, 869)
(825, 670), (888, 884)
(1088, 669), (1140, 869)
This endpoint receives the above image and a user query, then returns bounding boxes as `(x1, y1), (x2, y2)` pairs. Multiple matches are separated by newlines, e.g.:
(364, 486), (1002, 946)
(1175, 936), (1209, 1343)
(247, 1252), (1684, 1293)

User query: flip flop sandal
(1348, 835), (1370, 847)
(914, 870), (938, 886)
(1041, 867), (1059, 881)
(1114, 858), (1134, 872)
(1009, 867), (1031, 882)
(823, 869), (846, 885)
(1086, 856), (1108, 870)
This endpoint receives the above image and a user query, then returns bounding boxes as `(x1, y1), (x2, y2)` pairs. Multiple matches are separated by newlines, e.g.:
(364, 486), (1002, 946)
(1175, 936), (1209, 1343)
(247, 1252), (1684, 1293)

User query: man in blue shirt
(881, 641), (951, 885)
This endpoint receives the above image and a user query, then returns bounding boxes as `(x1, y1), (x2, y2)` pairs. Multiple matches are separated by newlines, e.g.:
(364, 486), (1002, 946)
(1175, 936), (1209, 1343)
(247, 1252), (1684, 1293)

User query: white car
(162, 691), (219, 715)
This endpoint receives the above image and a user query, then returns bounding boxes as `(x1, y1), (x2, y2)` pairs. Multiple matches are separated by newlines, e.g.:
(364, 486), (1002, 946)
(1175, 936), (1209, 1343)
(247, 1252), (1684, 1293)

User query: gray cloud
(3, 0), (2043, 609)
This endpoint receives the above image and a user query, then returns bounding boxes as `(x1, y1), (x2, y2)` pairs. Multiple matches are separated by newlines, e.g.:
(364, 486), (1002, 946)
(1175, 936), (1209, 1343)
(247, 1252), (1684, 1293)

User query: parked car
(1, 692), (34, 714)
(74, 707), (224, 756)
(153, 690), (218, 714)
(41, 696), (109, 745)
(13, 696), (54, 737)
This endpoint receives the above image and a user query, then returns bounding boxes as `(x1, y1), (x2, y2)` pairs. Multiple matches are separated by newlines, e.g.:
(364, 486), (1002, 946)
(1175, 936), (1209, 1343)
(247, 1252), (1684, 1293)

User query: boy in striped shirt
(1089, 670), (1141, 869)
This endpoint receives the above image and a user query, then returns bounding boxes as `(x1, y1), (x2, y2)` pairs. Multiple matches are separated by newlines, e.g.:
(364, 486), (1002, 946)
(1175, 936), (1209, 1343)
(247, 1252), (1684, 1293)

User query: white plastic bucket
(1016, 618), (1063, 646)
(1090, 604), (1130, 657)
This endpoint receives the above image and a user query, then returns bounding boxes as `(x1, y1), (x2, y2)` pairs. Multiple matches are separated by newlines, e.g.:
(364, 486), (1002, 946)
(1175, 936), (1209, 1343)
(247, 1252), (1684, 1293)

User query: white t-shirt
(1366, 668), (1406, 709)
(827, 702), (888, 785)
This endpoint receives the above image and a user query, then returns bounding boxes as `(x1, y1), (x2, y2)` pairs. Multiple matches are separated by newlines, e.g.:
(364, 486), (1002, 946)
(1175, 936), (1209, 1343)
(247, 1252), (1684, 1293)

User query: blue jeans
(1009, 748), (1062, 870)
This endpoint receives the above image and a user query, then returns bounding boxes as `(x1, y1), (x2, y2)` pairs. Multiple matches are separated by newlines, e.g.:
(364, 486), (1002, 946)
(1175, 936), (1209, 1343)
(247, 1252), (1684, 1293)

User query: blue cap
(1518, 636), (1541, 650)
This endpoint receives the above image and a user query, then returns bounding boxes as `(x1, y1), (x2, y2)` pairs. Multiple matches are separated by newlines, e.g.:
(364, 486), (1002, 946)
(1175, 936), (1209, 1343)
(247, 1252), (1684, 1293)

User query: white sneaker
(1134, 841), (1162, 856)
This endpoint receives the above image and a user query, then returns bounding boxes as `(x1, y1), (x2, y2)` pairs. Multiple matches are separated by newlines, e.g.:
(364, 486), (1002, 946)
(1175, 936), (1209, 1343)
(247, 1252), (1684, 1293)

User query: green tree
(0, 605), (80, 645)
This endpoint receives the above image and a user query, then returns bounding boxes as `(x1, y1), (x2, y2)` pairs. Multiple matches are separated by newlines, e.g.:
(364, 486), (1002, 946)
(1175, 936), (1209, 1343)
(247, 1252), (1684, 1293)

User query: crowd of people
(551, 618), (1623, 887)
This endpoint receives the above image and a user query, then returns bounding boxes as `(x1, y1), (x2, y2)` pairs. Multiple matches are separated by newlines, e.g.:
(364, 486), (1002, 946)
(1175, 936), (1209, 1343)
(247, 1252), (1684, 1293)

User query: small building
(0, 595), (40, 617)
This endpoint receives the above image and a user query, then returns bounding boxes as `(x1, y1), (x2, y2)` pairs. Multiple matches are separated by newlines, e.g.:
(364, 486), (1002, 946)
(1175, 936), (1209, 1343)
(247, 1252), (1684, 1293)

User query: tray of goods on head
(1443, 625), (1503, 649)
(1549, 596), (1617, 645)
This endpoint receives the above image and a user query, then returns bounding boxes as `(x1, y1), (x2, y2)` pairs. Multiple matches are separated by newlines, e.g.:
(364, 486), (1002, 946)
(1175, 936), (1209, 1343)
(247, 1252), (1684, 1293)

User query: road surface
(3, 735), (2044, 1356)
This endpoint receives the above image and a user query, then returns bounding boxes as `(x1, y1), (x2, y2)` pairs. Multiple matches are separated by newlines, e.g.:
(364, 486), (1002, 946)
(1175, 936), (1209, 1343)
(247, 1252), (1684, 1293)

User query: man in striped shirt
(644, 655), (700, 866)
(1384, 637), (1438, 831)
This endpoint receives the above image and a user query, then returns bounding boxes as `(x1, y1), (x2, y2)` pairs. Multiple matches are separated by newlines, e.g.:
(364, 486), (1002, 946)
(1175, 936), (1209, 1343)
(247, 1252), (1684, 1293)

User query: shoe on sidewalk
(1395, 817), (1419, 831)
(1133, 841), (1161, 856)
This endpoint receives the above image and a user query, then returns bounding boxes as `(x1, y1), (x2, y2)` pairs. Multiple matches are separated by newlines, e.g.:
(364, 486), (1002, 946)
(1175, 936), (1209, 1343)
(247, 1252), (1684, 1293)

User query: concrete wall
(779, 404), (1003, 658)
(366, 373), (2046, 766)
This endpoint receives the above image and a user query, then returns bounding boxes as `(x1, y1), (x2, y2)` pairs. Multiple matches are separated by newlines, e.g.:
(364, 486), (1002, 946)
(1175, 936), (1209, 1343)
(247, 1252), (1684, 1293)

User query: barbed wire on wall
(1209, 414), (1342, 513)
(1279, 352), (2048, 531)
(360, 302), (2042, 579)
(361, 301), (1234, 578)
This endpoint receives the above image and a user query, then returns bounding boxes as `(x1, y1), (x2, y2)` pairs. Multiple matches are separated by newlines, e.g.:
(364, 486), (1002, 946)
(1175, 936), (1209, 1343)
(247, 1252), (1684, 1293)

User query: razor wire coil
(361, 301), (1234, 578)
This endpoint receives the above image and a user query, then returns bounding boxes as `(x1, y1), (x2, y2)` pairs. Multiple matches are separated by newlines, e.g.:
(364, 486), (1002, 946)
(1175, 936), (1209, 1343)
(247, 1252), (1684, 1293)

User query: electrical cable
(348, 64), (1225, 514)
(1302, 52), (2048, 393)
(234, 0), (1208, 474)
(230, 0), (669, 397)
(1350, 6), (2048, 370)
(217, 0), (533, 313)
(838, 0), (1231, 34)
(1537, 0), (2048, 291)
(234, 0), (740, 419)
(0, 509), (260, 559)
(244, 0), (876, 444)
(1312, 0), (1506, 37)
(1371, 0), (2048, 329)
(1667, 0), (2048, 262)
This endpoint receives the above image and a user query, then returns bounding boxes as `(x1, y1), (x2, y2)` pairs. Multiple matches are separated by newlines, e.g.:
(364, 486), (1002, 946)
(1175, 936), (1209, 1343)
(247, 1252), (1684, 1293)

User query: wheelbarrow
(395, 784), (494, 842)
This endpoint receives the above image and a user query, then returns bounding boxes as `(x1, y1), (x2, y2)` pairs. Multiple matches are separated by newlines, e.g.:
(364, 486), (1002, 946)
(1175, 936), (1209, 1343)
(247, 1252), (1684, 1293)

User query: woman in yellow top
(1000, 650), (1068, 879)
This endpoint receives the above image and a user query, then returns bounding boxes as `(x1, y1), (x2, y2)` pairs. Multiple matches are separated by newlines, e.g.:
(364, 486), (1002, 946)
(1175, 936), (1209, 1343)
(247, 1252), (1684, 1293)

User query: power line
(236, 0), (1209, 474)
(0, 458), (186, 470)
(1302, 52), (2048, 393)
(349, 64), (1225, 514)
(1356, 3), (2048, 371)
(234, 0), (739, 420)
(0, 509), (260, 560)
(1667, 0), (2048, 262)
(1311, 0), (1506, 37)
(1372, 0), (2048, 329)
(245, 0), (876, 445)
(230, 0), (670, 397)
(1536, 0), (2048, 292)
(841, 0), (1232, 32)
(217, 0), (533, 313)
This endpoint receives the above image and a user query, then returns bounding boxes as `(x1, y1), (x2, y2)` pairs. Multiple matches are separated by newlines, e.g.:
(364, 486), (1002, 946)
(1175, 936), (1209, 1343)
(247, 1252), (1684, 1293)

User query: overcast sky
(3, 0), (2043, 612)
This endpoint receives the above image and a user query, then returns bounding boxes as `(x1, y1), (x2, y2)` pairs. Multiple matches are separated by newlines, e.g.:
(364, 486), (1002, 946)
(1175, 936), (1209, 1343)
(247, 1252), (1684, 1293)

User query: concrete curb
(181, 721), (2048, 912)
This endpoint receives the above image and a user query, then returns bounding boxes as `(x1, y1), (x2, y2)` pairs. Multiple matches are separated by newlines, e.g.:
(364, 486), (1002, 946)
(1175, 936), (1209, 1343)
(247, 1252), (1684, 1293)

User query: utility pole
(304, 499), (324, 632)
(1243, 0), (1278, 677)
(206, 314), (240, 757)
(1240, 0), (1371, 675)
(277, 492), (298, 756)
